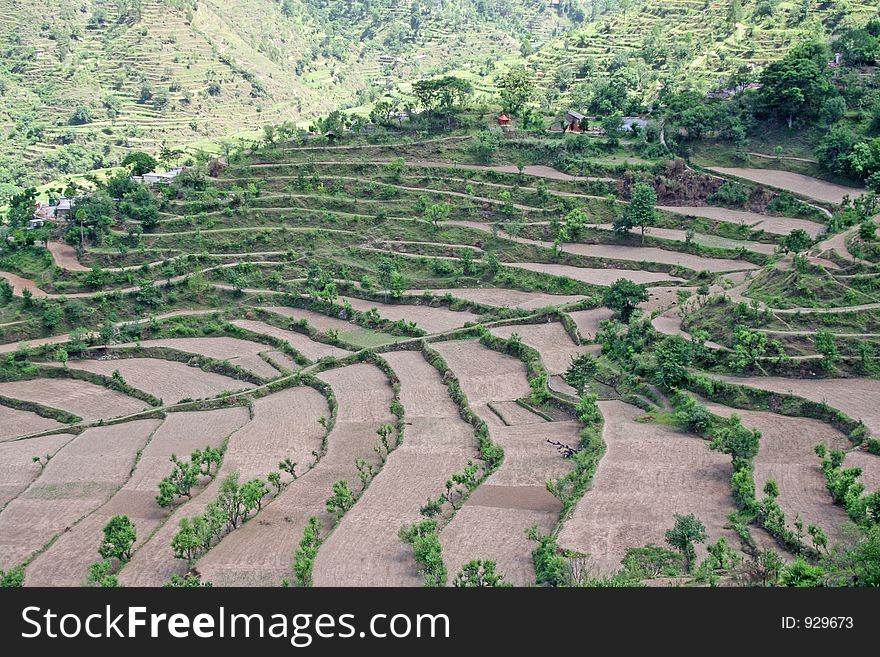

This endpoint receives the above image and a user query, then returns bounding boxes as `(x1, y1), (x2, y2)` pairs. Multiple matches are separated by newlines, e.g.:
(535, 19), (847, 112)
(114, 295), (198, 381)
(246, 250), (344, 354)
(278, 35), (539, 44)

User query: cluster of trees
(156, 447), (223, 509)
(817, 444), (880, 530)
(171, 472), (272, 564)
(398, 519), (446, 586)
(88, 515), (137, 587)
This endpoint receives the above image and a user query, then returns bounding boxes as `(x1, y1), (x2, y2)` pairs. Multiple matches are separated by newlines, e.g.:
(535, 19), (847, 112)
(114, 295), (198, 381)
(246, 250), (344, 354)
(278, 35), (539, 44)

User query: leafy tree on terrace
(729, 325), (767, 371)
(564, 352), (598, 396)
(121, 151), (158, 176)
(498, 65), (535, 115)
(0, 566), (25, 587)
(758, 41), (835, 128)
(165, 573), (212, 587)
(665, 513), (707, 572)
(412, 76), (472, 113)
(424, 203), (450, 228)
(602, 279), (648, 322)
(6, 187), (37, 229)
(654, 335), (692, 390)
(326, 480), (355, 520)
(294, 516), (323, 587)
(620, 183), (657, 244)
(453, 560), (511, 587)
(710, 415), (760, 470)
(782, 228), (812, 253)
(99, 515), (136, 562)
(816, 330), (838, 370)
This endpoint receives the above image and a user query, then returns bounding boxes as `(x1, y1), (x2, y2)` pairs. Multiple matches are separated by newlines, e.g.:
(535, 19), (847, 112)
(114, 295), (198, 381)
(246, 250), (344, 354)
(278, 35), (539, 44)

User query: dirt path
(708, 167), (862, 205)
(813, 216), (879, 264)
(747, 152), (819, 164)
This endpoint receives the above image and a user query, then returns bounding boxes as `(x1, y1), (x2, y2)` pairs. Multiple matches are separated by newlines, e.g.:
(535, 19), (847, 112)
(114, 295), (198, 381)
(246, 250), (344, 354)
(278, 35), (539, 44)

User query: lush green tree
(99, 515), (136, 562)
(121, 151), (158, 176)
(665, 513), (707, 571)
(758, 41), (834, 127)
(564, 352), (598, 395)
(781, 557), (825, 587)
(326, 480), (355, 520)
(729, 325), (767, 371)
(399, 520), (447, 586)
(498, 65), (535, 115)
(602, 279), (648, 322)
(453, 560), (511, 587)
(293, 516), (323, 587)
(710, 415), (761, 469)
(165, 573), (212, 587)
(412, 76), (472, 113)
(816, 330), (838, 370)
(782, 228), (812, 253)
(6, 187), (37, 229)
(87, 560), (118, 587)
(0, 566), (25, 587)
(624, 183), (657, 244)
(654, 336), (692, 390)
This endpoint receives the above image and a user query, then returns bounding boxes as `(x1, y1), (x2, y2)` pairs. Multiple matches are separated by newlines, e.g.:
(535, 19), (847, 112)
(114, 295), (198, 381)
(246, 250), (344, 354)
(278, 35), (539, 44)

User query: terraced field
(1, 132), (877, 589)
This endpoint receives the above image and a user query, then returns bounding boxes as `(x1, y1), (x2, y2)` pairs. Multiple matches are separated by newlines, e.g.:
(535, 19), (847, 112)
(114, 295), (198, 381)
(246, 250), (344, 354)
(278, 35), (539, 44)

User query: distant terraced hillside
(0, 0), (581, 192)
(529, 0), (878, 106)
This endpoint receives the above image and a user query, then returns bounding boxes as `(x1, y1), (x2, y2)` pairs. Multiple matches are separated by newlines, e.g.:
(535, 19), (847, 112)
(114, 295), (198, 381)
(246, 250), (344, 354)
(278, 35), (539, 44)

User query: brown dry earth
(558, 401), (737, 575)
(658, 206), (826, 238)
(491, 322), (589, 375)
(0, 271), (49, 298)
(199, 364), (393, 586)
(113, 337), (282, 380)
(703, 403), (851, 543)
(0, 434), (75, 509)
(844, 452), (880, 493)
(652, 313), (726, 351)
(262, 306), (355, 333)
(25, 408), (249, 586)
(506, 262), (682, 285)
(568, 308), (615, 341)
(0, 405), (63, 441)
(450, 221), (755, 273)
(262, 350), (300, 372)
(706, 374), (880, 436)
(432, 340), (573, 585)
(46, 242), (90, 272)
(0, 420), (160, 570)
(0, 377), (148, 422)
(408, 288), (585, 310)
(230, 319), (351, 361)
(119, 386), (326, 586)
(339, 296), (480, 333)
(63, 358), (254, 403)
(312, 351), (477, 586)
(708, 168), (862, 205)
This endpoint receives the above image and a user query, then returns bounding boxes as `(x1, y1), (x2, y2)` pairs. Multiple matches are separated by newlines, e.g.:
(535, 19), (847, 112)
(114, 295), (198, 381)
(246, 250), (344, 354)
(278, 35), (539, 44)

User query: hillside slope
(0, 0), (581, 193)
